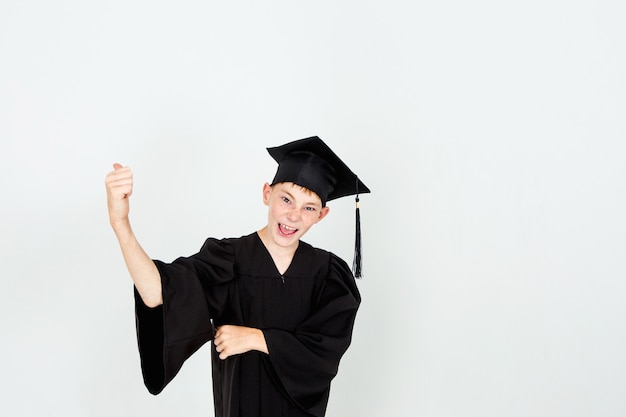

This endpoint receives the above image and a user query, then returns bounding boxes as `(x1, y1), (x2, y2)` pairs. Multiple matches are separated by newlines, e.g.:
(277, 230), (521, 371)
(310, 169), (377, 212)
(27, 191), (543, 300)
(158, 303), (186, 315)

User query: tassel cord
(353, 194), (362, 278)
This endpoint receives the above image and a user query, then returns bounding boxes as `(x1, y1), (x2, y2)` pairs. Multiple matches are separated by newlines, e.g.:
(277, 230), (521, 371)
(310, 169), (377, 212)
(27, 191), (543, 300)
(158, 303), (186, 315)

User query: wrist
(253, 329), (268, 355)
(110, 217), (132, 235)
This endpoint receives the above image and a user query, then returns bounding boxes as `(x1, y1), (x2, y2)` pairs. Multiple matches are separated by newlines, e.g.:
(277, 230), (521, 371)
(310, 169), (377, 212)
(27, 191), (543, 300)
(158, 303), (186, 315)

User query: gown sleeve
(134, 238), (235, 394)
(262, 254), (361, 417)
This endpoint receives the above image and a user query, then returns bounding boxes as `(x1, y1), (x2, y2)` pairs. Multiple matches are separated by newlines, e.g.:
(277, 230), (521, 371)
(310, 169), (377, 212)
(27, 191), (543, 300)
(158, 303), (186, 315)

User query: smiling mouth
(279, 223), (298, 236)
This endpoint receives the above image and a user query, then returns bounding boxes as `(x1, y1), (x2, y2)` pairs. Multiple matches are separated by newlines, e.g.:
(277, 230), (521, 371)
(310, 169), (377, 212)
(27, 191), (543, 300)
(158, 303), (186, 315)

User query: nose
(286, 207), (301, 222)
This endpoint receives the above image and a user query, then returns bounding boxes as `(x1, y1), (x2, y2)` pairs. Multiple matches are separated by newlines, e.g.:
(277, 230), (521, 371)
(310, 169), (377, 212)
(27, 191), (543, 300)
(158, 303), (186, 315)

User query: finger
(106, 175), (132, 185)
(113, 163), (124, 170)
(105, 170), (132, 186)
(106, 179), (133, 194)
(105, 169), (133, 188)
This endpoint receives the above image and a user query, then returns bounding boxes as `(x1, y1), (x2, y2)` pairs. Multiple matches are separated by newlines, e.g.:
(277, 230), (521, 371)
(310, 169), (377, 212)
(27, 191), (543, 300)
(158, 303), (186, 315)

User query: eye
(282, 196), (291, 204)
(304, 206), (316, 212)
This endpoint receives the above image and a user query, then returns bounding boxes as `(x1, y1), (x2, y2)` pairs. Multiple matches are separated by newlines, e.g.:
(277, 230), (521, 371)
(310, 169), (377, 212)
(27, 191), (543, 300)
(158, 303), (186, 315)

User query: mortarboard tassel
(352, 182), (363, 278)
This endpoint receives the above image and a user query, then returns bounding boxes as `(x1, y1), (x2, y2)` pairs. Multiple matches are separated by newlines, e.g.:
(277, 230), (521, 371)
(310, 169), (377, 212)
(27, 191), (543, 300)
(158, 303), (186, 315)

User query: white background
(1, 1), (625, 416)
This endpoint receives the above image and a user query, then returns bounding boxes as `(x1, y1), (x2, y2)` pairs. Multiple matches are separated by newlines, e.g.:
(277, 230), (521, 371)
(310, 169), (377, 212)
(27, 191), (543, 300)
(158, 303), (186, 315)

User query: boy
(105, 136), (369, 417)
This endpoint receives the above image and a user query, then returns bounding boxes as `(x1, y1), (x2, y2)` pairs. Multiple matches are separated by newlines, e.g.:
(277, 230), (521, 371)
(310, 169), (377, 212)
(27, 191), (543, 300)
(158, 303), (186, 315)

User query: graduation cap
(267, 136), (370, 277)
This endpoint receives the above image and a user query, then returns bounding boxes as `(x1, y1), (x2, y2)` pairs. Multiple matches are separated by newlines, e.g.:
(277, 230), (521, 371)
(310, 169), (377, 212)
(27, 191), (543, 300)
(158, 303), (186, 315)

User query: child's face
(263, 182), (330, 248)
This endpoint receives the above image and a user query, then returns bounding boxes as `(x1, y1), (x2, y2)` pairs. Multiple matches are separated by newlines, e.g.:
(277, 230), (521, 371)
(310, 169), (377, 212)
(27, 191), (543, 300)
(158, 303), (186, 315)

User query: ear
(316, 206), (330, 222)
(262, 183), (272, 206)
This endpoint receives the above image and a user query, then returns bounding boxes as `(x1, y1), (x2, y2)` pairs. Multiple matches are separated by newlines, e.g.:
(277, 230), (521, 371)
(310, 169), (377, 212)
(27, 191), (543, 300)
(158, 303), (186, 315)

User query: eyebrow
(282, 189), (320, 206)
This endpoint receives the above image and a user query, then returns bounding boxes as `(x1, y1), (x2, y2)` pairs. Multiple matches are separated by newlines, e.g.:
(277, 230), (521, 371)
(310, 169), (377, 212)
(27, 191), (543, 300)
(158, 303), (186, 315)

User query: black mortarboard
(267, 136), (370, 277)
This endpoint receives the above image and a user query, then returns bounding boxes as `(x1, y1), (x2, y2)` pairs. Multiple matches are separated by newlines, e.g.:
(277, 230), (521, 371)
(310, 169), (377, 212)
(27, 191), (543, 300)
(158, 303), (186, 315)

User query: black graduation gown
(134, 232), (361, 417)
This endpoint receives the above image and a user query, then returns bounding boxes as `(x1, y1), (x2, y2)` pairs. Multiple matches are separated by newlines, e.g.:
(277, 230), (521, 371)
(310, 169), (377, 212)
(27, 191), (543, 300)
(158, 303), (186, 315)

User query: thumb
(112, 163), (124, 170)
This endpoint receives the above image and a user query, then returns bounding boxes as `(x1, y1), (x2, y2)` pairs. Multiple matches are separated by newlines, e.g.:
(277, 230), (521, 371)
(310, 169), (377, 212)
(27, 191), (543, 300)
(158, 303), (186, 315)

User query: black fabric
(270, 151), (337, 206)
(267, 136), (370, 203)
(134, 232), (360, 417)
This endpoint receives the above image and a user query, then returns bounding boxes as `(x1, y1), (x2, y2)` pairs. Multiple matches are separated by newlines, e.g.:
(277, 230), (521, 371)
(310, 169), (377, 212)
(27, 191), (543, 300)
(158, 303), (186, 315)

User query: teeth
(281, 224), (296, 231)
